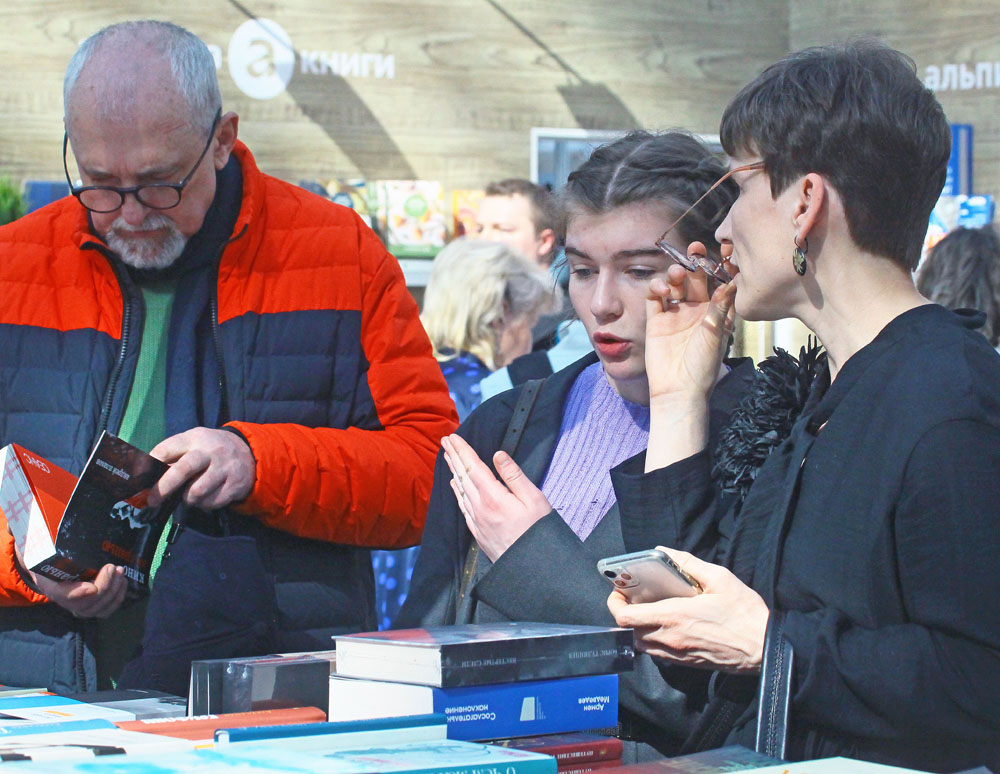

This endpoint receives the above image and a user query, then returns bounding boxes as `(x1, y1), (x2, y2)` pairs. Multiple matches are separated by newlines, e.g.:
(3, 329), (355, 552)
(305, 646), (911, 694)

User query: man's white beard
(105, 213), (188, 270)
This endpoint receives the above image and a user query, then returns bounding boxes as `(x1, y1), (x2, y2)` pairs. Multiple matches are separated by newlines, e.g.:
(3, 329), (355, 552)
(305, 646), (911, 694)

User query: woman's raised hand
(442, 434), (553, 562)
(645, 242), (736, 406)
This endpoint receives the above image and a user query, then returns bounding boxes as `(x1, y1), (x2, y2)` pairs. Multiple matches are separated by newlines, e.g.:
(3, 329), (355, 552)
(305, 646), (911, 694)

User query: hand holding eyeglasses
(642, 241), (737, 471)
(645, 242), (736, 402)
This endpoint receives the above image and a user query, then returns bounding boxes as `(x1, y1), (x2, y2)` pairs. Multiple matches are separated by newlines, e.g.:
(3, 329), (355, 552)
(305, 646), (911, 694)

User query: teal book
(14, 737), (558, 773)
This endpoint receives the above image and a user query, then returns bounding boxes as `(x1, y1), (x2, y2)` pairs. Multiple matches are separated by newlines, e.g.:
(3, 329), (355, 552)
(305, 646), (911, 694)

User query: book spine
(441, 631), (633, 687)
(216, 713), (447, 744)
(494, 735), (624, 764)
(433, 674), (618, 742)
(556, 759), (622, 774)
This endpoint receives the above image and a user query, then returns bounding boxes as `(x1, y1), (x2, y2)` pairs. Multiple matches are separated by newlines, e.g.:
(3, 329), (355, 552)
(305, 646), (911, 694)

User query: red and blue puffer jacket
(0, 141), (457, 690)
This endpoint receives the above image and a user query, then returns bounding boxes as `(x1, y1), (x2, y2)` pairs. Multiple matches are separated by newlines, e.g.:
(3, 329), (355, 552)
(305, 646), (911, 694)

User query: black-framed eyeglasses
(655, 161), (765, 283)
(63, 109), (222, 214)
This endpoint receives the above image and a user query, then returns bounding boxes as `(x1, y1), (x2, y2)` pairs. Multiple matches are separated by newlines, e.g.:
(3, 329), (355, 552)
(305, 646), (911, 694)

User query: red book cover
(559, 759), (623, 774)
(491, 732), (624, 764)
(4, 445), (77, 545)
(115, 706), (327, 740)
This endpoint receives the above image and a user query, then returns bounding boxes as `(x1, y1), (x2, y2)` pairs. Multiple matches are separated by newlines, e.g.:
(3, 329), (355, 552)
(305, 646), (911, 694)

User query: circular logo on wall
(227, 18), (295, 100)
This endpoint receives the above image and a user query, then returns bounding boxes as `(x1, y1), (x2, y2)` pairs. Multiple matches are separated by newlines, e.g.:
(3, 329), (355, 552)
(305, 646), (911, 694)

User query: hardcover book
(0, 432), (171, 596)
(558, 760), (623, 774)
(328, 673), (618, 741)
(214, 712), (448, 747)
(114, 706), (326, 741)
(334, 622), (634, 687)
(489, 731), (624, 764)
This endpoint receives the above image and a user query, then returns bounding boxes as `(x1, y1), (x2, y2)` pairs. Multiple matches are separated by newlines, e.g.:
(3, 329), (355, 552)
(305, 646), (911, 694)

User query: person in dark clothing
(917, 224), (1000, 348)
(605, 41), (1000, 771)
(397, 131), (754, 759)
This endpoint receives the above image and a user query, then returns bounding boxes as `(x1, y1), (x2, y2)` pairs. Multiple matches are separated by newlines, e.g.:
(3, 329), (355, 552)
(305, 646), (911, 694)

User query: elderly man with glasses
(0, 19), (457, 694)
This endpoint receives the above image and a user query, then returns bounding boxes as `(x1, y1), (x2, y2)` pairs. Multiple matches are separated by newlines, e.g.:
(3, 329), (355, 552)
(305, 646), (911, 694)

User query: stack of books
(329, 622), (634, 742)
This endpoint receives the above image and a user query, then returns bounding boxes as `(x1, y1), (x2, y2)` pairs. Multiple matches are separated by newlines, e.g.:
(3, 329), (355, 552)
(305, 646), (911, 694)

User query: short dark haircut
(561, 130), (736, 260)
(484, 178), (560, 238)
(720, 39), (951, 271)
(917, 225), (1000, 346)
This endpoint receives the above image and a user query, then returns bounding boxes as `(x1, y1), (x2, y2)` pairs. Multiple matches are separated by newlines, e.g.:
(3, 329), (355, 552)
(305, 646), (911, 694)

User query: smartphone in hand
(597, 548), (702, 603)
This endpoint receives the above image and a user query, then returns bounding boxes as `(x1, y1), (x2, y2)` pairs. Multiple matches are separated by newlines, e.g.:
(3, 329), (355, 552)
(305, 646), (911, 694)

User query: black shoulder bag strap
(755, 610), (794, 759)
(455, 378), (544, 622)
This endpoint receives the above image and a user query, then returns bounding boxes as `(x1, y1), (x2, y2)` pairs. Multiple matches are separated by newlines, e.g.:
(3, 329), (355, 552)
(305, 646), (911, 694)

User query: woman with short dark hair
(606, 41), (1000, 770)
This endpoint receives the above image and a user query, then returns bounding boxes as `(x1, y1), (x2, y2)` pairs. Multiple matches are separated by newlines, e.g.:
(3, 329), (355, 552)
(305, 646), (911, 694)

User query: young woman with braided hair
(397, 131), (753, 759)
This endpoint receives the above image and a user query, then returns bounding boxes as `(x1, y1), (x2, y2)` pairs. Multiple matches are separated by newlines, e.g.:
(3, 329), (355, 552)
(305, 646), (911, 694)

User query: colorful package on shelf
(371, 181), (447, 257)
(328, 179), (371, 223)
(957, 194), (995, 228)
(922, 194), (996, 265)
(452, 190), (485, 238)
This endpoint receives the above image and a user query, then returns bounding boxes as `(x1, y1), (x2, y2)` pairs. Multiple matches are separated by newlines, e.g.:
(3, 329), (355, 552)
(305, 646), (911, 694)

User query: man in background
(0, 20), (456, 694)
(473, 178), (558, 269)
(473, 179), (592, 395)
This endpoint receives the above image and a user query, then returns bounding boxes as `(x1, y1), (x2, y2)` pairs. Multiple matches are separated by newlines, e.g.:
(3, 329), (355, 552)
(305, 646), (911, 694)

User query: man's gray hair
(64, 20), (221, 133)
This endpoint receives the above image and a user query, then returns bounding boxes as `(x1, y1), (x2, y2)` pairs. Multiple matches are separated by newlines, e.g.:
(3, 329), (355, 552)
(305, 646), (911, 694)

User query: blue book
(328, 673), (617, 741)
(215, 712), (448, 746)
(13, 737), (558, 773)
(0, 719), (117, 737)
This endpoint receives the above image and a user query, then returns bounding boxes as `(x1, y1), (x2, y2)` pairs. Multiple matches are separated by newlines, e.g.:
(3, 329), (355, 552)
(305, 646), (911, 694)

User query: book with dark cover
(601, 745), (780, 773)
(489, 732), (624, 765)
(0, 432), (172, 597)
(334, 622), (634, 687)
(328, 673), (618, 741)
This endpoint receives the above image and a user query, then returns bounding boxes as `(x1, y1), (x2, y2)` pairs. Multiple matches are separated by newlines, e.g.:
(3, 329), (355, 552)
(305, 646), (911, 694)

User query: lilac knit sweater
(540, 363), (650, 540)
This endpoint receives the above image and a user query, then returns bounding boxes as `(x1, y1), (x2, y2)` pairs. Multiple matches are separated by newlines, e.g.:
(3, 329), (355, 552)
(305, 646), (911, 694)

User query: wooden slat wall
(0, 0), (788, 188)
(791, 0), (1000, 205)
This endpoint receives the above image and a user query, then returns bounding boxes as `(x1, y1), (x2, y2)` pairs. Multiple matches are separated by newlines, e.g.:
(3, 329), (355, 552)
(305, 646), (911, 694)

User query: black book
(334, 622), (634, 688)
(0, 431), (172, 598)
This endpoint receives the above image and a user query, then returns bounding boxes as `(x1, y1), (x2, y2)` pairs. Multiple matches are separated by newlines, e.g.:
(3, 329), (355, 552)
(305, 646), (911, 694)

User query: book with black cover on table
(0, 431), (172, 597)
(334, 622), (634, 687)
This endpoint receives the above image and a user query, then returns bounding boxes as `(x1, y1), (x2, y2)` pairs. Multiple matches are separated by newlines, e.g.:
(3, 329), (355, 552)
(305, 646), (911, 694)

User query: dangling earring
(792, 235), (808, 276)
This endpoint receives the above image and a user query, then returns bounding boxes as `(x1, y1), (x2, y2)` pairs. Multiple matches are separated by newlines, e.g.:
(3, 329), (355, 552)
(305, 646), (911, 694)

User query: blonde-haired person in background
(372, 238), (557, 630)
(421, 237), (560, 421)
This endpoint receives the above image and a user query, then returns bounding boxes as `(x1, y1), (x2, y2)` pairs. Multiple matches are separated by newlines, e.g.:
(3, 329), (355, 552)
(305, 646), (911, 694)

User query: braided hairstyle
(561, 131), (737, 260)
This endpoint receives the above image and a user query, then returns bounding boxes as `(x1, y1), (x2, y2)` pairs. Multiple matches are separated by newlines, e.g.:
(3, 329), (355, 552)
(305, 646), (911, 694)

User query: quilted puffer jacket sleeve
(228, 234), (458, 549)
(0, 525), (47, 605)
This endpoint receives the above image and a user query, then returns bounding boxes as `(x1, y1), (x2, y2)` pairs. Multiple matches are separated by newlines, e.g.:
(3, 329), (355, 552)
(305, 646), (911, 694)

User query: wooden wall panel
(790, 0), (1000, 204)
(0, 0), (788, 189)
